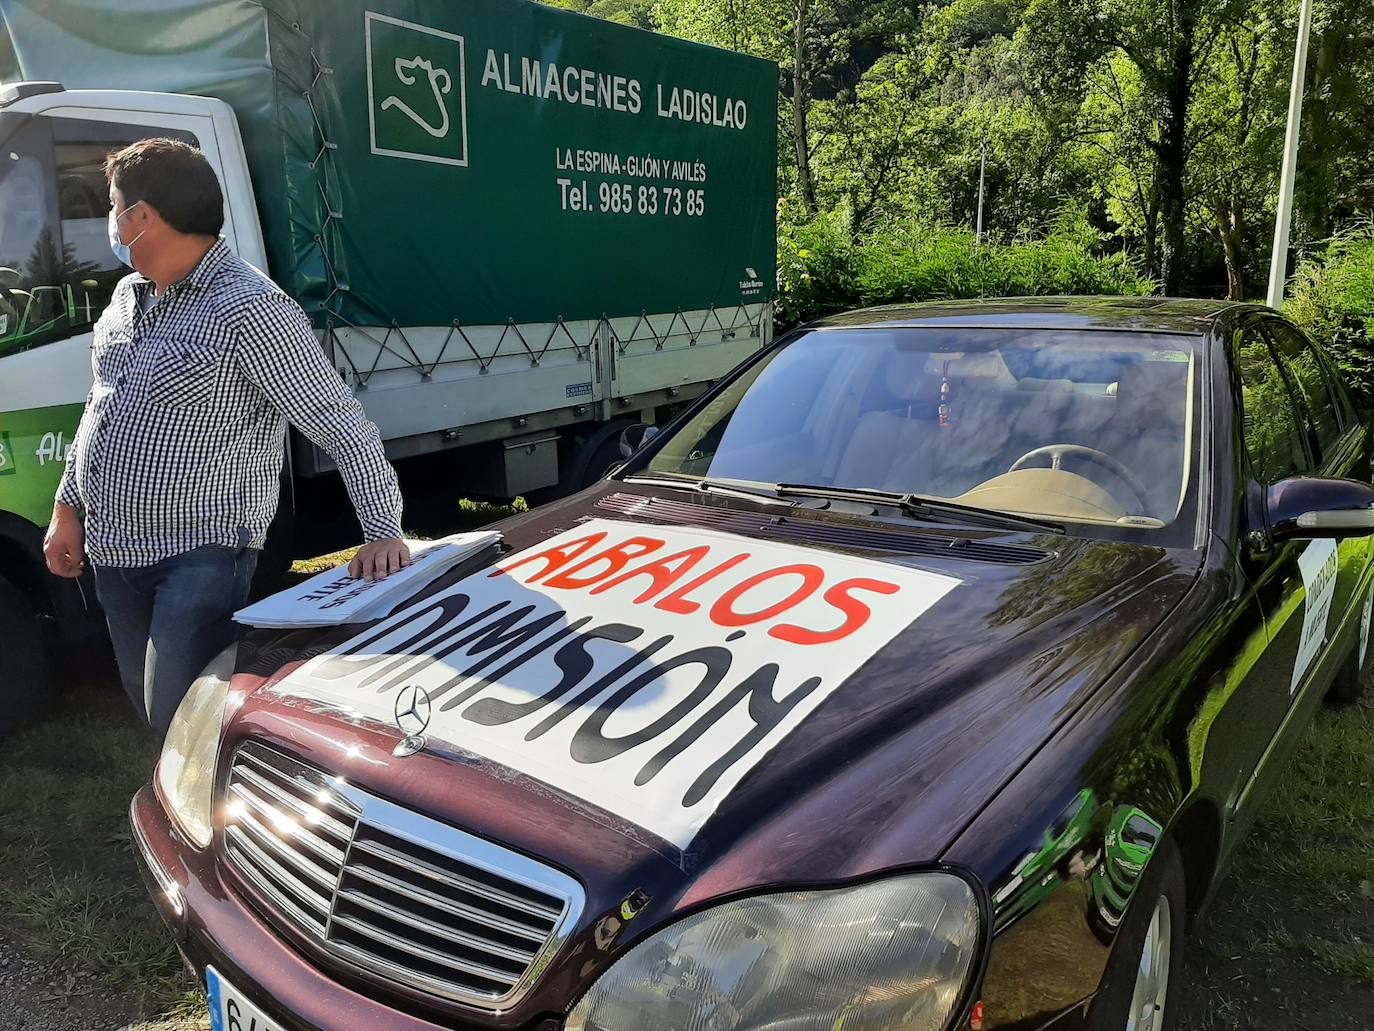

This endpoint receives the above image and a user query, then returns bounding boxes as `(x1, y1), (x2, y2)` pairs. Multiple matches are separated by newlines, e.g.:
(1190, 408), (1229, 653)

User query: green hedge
(1287, 224), (1374, 412)
(776, 209), (1156, 328)
(772, 209), (1374, 422)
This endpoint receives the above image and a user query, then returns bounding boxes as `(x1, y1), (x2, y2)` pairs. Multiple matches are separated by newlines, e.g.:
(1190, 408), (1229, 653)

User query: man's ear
(135, 201), (161, 232)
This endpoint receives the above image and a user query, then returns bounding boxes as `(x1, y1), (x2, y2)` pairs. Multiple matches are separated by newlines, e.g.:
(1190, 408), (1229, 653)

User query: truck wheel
(1085, 838), (1185, 1031)
(0, 574), (51, 738)
(578, 430), (630, 490)
(551, 421), (636, 498)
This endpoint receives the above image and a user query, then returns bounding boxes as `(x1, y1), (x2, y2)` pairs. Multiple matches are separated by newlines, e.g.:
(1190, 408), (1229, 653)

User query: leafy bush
(776, 206), (860, 329)
(777, 206), (1156, 328)
(1287, 224), (1374, 411)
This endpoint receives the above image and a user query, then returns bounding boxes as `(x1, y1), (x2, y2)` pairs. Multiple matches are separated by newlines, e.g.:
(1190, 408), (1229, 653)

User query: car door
(1261, 316), (1374, 684)
(1224, 318), (1325, 810)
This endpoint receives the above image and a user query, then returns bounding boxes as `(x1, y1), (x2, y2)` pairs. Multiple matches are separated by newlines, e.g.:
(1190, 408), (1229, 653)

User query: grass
(1234, 700), (1374, 906)
(1177, 699), (1374, 1027)
(0, 501), (523, 1023)
(0, 689), (195, 1015)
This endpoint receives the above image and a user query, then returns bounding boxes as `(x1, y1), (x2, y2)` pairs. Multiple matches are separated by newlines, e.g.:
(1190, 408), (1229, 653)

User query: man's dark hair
(104, 138), (224, 237)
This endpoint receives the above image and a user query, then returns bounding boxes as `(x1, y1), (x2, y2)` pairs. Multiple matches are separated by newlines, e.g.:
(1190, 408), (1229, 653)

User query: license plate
(206, 966), (287, 1031)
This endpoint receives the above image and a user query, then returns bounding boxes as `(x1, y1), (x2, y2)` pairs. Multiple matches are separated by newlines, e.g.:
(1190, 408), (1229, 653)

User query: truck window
(0, 116), (198, 357)
(0, 116), (59, 356)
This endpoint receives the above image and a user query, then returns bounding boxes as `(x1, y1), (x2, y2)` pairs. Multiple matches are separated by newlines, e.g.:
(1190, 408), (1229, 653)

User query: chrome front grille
(222, 742), (583, 1010)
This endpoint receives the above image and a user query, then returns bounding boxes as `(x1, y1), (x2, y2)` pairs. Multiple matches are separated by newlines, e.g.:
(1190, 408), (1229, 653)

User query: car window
(1236, 327), (1311, 482)
(644, 328), (1200, 533)
(0, 116), (197, 357)
(1313, 346), (1360, 426)
(1263, 319), (1345, 460)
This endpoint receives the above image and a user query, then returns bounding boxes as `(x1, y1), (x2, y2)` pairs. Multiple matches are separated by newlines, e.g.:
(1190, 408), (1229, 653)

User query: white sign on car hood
(272, 519), (961, 848)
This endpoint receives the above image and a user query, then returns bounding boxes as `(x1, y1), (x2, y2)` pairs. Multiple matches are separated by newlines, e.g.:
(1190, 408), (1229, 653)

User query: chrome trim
(330, 910), (525, 987)
(338, 886), (540, 964)
(225, 825), (332, 916)
(130, 797), (183, 917)
(344, 863), (552, 943)
(230, 765), (355, 841)
(229, 807), (338, 891)
(348, 836), (564, 922)
(221, 742), (585, 1015)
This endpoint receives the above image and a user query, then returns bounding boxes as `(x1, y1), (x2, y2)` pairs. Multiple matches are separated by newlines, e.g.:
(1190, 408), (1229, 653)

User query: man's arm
(45, 397), (89, 578)
(235, 292), (409, 580)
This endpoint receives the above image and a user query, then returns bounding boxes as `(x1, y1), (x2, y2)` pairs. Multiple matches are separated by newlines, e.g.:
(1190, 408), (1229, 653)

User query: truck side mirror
(619, 424), (659, 458)
(1266, 476), (1374, 543)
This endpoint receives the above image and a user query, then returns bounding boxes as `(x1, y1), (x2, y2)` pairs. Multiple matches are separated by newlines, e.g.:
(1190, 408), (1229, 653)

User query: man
(44, 138), (410, 736)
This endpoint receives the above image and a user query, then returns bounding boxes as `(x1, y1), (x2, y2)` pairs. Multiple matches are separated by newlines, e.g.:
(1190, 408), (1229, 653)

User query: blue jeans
(94, 546), (258, 737)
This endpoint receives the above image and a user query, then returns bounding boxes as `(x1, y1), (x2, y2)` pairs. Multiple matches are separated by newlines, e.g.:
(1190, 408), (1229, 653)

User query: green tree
(1019, 0), (1247, 293)
(539, 0), (656, 28)
(1293, 0), (1374, 246)
(1186, 1), (1287, 298)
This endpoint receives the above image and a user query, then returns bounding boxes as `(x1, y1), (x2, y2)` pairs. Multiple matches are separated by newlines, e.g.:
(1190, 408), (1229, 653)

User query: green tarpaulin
(0, 0), (777, 329)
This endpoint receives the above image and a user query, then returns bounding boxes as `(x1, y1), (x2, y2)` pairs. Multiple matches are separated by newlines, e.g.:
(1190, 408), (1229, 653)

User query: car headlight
(566, 871), (982, 1031)
(154, 645), (239, 849)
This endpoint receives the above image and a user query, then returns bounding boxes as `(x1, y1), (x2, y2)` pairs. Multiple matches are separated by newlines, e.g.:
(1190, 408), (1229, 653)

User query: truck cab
(0, 84), (267, 726)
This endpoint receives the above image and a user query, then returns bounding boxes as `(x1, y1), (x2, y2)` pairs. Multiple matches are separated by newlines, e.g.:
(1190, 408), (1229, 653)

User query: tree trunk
(1298, 18), (1343, 240)
(1143, 193), (1161, 281)
(793, 0), (818, 217)
(1214, 195), (1246, 300)
(1156, 11), (1196, 295)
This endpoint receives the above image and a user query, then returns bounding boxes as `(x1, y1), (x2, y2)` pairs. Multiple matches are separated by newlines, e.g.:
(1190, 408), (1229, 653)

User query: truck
(0, 0), (778, 726)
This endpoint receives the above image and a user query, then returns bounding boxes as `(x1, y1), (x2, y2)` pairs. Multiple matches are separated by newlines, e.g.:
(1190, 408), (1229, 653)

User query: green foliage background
(545, 0), (1374, 387)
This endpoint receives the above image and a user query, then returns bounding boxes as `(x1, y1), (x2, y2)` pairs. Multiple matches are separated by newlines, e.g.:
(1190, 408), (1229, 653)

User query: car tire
(1085, 837), (1185, 1031)
(0, 573), (52, 739)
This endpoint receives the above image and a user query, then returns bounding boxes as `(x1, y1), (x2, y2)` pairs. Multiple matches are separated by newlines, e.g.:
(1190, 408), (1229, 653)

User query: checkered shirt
(56, 240), (403, 567)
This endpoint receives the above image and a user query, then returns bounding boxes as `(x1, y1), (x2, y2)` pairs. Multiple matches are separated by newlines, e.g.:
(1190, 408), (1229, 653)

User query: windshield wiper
(625, 476), (1063, 533)
(623, 475), (796, 506)
(774, 484), (1066, 534)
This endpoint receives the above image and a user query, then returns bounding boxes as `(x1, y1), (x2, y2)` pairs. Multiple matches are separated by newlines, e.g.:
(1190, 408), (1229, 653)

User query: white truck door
(0, 90), (260, 528)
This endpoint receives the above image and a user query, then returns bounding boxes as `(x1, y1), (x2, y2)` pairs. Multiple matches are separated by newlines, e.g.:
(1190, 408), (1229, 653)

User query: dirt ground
(0, 929), (204, 1031)
(1176, 877), (1374, 1030)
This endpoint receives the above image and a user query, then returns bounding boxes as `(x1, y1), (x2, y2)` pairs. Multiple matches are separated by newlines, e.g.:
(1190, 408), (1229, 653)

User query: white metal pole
(976, 139), (987, 246)
(1267, 0), (1317, 310)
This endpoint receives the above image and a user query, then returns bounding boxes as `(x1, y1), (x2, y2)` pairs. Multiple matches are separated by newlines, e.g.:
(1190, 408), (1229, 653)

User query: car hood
(224, 486), (1200, 964)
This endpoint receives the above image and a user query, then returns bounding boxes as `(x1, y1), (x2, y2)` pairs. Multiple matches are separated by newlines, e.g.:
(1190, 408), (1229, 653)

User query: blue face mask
(108, 200), (146, 268)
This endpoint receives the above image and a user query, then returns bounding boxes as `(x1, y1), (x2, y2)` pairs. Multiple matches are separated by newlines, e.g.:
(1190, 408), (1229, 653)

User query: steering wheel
(1009, 444), (1151, 513)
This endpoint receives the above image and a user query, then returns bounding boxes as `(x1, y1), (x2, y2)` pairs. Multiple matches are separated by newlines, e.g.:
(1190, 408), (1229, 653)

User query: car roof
(807, 296), (1262, 336)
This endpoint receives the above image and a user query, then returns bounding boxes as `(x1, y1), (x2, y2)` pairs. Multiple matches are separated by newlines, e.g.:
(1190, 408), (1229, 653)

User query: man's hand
(44, 503), (86, 579)
(349, 537), (412, 582)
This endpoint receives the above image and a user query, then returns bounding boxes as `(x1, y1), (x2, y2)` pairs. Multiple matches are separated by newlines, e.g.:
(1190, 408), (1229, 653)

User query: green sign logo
(0, 431), (15, 476)
(366, 11), (469, 167)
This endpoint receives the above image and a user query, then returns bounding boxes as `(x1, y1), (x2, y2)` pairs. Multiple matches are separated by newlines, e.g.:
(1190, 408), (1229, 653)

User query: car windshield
(643, 327), (1200, 533)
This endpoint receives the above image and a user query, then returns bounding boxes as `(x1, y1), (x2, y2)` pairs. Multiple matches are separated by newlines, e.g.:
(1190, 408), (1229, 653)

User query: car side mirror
(619, 424), (659, 458)
(1266, 476), (1374, 543)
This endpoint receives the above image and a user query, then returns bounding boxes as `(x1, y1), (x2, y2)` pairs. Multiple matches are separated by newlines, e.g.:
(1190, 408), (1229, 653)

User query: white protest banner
(272, 519), (961, 847)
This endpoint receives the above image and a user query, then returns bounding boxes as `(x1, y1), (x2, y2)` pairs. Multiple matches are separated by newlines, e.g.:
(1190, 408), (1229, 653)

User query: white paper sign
(1360, 584), (1373, 670)
(273, 519), (961, 847)
(235, 532), (500, 627)
(1293, 539), (1339, 693)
